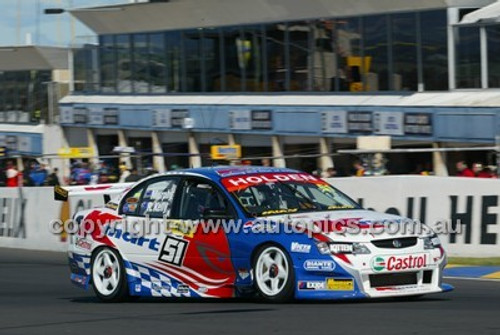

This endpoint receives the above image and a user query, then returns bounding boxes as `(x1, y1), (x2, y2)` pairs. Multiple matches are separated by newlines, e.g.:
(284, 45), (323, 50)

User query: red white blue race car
(58, 166), (453, 302)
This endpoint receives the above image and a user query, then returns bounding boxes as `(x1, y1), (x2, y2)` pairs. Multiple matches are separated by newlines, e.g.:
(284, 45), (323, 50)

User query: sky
(0, 0), (130, 47)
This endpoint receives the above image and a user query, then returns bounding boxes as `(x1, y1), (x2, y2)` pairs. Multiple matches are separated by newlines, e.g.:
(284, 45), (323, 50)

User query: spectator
(312, 168), (322, 177)
(5, 161), (20, 187)
(29, 164), (48, 186)
(471, 162), (492, 178)
(456, 161), (474, 177)
(352, 161), (365, 177)
(322, 167), (337, 178)
(119, 163), (131, 183)
(46, 168), (60, 186)
(261, 158), (271, 167)
(124, 168), (141, 182)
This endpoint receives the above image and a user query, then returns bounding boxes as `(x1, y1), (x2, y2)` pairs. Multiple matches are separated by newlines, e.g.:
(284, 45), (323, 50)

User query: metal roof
(0, 46), (68, 71)
(69, 0), (485, 35)
(460, 0), (500, 24)
(61, 90), (500, 108)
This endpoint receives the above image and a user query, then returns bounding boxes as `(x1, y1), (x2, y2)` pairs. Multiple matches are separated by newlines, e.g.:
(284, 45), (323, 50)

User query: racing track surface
(1, 248), (499, 335)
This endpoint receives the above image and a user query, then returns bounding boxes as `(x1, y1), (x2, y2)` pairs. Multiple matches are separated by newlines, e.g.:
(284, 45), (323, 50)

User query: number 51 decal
(159, 236), (189, 266)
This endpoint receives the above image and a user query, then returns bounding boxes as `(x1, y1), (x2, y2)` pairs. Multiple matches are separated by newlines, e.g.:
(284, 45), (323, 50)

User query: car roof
(158, 166), (301, 181)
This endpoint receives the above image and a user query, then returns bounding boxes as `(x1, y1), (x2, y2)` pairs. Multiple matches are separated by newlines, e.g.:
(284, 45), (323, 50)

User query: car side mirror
(202, 208), (233, 220)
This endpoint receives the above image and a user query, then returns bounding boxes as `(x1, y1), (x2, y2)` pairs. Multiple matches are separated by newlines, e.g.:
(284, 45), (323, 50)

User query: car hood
(260, 209), (426, 242)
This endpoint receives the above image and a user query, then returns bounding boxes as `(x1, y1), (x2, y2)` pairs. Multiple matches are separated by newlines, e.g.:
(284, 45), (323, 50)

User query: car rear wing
(54, 183), (134, 203)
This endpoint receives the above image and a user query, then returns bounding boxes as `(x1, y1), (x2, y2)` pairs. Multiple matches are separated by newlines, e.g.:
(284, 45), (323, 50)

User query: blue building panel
(0, 132), (43, 155)
(57, 103), (500, 143)
(120, 108), (153, 128)
(436, 109), (498, 141)
(191, 106), (229, 130)
(275, 111), (319, 134)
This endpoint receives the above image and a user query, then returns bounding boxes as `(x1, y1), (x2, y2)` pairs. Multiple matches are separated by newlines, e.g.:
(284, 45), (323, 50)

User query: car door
(154, 177), (237, 297)
(116, 176), (181, 264)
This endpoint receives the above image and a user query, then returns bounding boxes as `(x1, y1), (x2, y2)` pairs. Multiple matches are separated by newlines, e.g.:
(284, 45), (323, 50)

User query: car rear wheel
(91, 248), (128, 302)
(254, 245), (294, 302)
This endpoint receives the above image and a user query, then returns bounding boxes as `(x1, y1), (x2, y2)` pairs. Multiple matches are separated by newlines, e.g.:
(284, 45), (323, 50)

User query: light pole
(44, 6), (75, 93)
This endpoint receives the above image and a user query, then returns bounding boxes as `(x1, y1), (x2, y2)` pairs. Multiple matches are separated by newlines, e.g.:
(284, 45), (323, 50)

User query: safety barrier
(0, 187), (102, 252)
(328, 176), (500, 257)
(0, 176), (499, 256)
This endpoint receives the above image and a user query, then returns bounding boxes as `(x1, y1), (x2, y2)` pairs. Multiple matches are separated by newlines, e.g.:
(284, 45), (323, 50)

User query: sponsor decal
(221, 173), (324, 192)
(298, 281), (325, 290)
(326, 278), (354, 291)
(371, 254), (429, 272)
(329, 243), (354, 254)
(303, 260), (336, 272)
(152, 280), (162, 291)
(166, 219), (195, 238)
(238, 268), (250, 280)
(291, 242), (311, 253)
(298, 278), (354, 291)
(105, 202), (118, 210)
(135, 284), (142, 292)
(75, 238), (92, 251)
(106, 227), (161, 251)
(375, 285), (419, 292)
(177, 284), (189, 294)
(198, 287), (208, 293)
(70, 273), (90, 289)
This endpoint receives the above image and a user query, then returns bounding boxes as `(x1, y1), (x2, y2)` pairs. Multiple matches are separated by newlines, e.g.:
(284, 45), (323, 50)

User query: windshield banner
(221, 173), (326, 192)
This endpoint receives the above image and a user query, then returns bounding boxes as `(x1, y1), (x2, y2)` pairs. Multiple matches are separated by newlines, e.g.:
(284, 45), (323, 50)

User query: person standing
(456, 161), (474, 177)
(5, 161), (20, 187)
(352, 161), (365, 177)
(124, 168), (141, 182)
(46, 168), (60, 186)
(119, 163), (131, 183)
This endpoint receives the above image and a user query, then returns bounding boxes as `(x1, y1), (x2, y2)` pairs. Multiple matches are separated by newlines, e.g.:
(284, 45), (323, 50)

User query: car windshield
(221, 173), (360, 217)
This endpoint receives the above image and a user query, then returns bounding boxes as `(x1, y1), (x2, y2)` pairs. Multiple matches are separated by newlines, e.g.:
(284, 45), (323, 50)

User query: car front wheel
(253, 245), (294, 302)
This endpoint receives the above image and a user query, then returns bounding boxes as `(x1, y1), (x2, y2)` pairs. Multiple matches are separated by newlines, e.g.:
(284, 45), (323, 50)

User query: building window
(166, 31), (183, 92)
(99, 35), (116, 93)
(265, 23), (287, 92)
(288, 21), (312, 91)
(362, 15), (389, 91)
(202, 28), (222, 92)
(132, 34), (150, 93)
(116, 34), (132, 93)
(455, 26), (481, 88)
(391, 13), (417, 91)
(487, 25), (500, 88)
(334, 17), (361, 92)
(221, 27), (243, 92)
(241, 25), (266, 92)
(150, 33), (167, 93)
(183, 29), (203, 92)
(420, 10), (448, 91)
(0, 70), (50, 123)
(311, 20), (336, 91)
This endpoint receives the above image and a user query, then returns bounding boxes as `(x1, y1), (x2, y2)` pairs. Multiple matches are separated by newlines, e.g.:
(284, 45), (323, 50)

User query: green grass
(448, 257), (500, 266)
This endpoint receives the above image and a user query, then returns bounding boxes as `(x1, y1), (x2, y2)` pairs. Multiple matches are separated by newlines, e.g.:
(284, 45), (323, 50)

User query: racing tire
(253, 244), (295, 303)
(91, 247), (129, 303)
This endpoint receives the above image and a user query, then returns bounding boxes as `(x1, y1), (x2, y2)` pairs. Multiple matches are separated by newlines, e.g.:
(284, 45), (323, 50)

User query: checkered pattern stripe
(69, 252), (91, 275)
(124, 261), (198, 298)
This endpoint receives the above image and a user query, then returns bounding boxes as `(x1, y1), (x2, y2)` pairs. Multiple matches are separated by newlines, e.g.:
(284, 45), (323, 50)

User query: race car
(58, 166), (453, 302)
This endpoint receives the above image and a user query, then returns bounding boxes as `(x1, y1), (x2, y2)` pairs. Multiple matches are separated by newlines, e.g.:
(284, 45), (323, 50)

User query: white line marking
(444, 276), (500, 282)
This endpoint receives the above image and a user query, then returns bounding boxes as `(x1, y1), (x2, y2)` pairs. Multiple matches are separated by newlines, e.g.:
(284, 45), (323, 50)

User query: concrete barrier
(328, 176), (500, 257)
(1, 175), (499, 256)
(0, 187), (103, 252)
